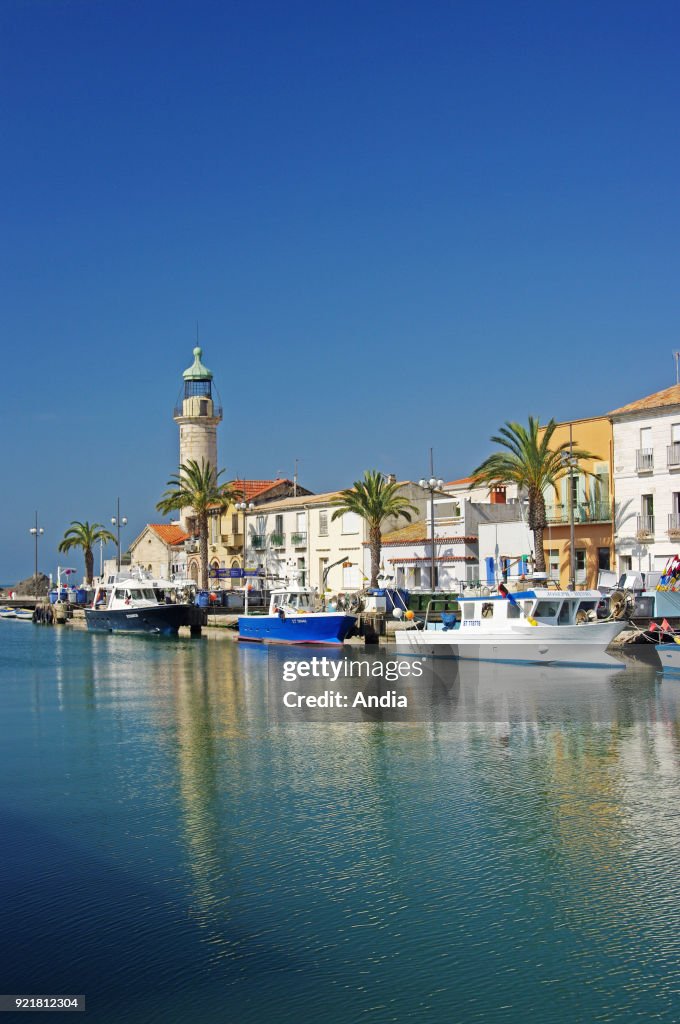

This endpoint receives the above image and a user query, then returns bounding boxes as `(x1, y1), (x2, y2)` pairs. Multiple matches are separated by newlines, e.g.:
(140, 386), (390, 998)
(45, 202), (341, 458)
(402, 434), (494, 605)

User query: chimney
(386, 473), (397, 484)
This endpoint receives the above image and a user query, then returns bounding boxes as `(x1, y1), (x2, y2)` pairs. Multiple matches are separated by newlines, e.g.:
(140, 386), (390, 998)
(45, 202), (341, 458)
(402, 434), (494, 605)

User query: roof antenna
(196, 321), (200, 345)
(294, 458), (299, 497)
(674, 351), (680, 385)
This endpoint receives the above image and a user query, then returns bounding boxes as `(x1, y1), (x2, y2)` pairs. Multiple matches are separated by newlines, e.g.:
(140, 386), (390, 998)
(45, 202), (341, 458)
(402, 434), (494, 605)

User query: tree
(58, 521), (117, 585)
(331, 470), (419, 588)
(156, 458), (237, 590)
(470, 417), (598, 575)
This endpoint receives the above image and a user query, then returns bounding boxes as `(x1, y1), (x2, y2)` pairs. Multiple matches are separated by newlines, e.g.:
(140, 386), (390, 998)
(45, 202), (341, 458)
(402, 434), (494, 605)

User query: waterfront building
(377, 493), (525, 591)
(610, 384), (680, 575)
(539, 416), (614, 588)
(128, 523), (189, 580)
(243, 482), (428, 593)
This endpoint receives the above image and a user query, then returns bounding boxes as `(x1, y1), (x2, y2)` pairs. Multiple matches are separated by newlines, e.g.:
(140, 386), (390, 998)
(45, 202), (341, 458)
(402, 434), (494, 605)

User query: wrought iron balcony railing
(636, 448), (654, 472)
(291, 532), (307, 545)
(545, 502), (612, 525)
(636, 514), (655, 539)
(270, 533), (285, 547)
(669, 513), (680, 536)
(251, 535), (266, 550)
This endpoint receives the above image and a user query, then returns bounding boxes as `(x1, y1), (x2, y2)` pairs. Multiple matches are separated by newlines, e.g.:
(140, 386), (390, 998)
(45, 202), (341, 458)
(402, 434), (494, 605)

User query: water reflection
(4, 625), (680, 1022)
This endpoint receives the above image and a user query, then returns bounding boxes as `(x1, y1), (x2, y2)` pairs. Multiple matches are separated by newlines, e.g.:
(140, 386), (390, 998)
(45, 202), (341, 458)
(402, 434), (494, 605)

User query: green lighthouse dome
(182, 346), (213, 381)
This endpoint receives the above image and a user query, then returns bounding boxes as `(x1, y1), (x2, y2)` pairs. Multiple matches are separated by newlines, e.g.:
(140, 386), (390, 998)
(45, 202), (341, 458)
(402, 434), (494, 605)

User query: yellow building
(540, 416), (614, 589)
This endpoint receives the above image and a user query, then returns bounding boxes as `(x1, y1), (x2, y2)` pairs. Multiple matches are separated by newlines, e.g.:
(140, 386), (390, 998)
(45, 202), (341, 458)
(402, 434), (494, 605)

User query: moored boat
(85, 574), (203, 636)
(655, 643), (680, 674)
(394, 588), (628, 667)
(0, 607), (17, 619)
(238, 582), (356, 645)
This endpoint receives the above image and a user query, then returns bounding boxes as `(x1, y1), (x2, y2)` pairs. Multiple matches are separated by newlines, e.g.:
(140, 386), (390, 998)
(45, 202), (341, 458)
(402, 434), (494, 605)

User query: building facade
(539, 416), (614, 588)
(128, 523), (189, 581)
(243, 483), (429, 594)
(610, 384), (680, 575)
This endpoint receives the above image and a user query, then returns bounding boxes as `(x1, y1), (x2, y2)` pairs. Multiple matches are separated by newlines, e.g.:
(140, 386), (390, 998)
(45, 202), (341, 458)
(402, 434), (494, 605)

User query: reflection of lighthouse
(173, 345), (222, 475)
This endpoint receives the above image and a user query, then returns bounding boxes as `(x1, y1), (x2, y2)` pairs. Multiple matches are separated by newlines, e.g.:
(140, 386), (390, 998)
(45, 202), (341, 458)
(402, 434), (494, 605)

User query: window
(640, 426), (652, 449)
(275, 514), (284, 535)
(546, 549), (560, 581)
(319, 511), (328, 537)
(463, 603), (475, 620)
(575, 549), (586, 584)
(534, 601), (560, 618)
(507, 604), (520, 619)
(642, 494), (654, 516)
(598, 547), (611, 571)
(232, 513), (239, 534)
(619, 555), (632, 573)
(558, 602), (572, 624)
(341, 511), (360, 535)
(210, 516), (218, 545)
(673, 424), (680, 444)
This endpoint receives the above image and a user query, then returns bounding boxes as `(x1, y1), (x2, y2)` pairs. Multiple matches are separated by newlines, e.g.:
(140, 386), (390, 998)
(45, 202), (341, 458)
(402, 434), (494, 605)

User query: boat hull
(84, 603), (202, 636)
(656, 644), (680, 674)
(393, 621), (628, 667)
(237, 613), (356, 645)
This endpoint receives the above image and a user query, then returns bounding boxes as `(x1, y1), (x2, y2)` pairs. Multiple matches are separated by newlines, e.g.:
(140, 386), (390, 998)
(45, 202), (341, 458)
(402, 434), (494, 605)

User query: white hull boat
(394, 589), (628, 667)
(656, 644), (680, 674)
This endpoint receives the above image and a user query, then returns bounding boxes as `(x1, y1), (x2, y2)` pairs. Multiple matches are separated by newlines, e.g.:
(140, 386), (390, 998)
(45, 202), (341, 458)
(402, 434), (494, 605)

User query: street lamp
(419, 453), (445, 593)
(29, 511), (44, 598)
(560, 424), (578, 590)
(238, 501), (255, 576)
(111, 497), (128, 572)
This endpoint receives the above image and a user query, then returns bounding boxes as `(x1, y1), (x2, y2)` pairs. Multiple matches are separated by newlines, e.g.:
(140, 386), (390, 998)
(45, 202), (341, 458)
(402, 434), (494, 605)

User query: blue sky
(2, 0), (680, 580)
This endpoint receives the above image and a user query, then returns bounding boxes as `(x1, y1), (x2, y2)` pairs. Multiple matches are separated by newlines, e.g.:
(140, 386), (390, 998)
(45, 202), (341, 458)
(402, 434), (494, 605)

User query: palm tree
(331, 470), (419, 588)
(156, 458), (237, 590)
(470, 417), (598, 576)
(58, 521), (117, 585)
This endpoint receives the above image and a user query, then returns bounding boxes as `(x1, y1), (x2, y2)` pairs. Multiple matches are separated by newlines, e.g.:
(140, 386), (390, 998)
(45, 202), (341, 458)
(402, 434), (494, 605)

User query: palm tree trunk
(85, 548), (94, 586)
(199, 512), (209, 590)
(533, 526), (546, 574)
(369, 525), (381, 588)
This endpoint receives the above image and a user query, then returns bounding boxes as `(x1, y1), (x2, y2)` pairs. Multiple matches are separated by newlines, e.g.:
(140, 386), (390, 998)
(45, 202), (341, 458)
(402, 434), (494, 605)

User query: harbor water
(2, 622), (680, 1022)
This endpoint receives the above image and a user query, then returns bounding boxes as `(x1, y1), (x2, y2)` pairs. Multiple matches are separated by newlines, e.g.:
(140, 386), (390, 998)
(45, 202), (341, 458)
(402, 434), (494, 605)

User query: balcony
(669, 513), (680, 539)
(221, 532), (244, 548)
(251, 535), (266, 550)
(636, 514), (655, 541)
(270, 533), (285, 547)
(291, 532), (307, 546)
(668, 443), (680, 468)
(636, 448), (654, 472)
(545, 502), (612, 525)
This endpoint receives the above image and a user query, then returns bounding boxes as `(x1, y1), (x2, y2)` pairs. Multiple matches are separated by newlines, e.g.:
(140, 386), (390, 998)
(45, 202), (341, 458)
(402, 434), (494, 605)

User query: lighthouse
(173, 346), (222, 471)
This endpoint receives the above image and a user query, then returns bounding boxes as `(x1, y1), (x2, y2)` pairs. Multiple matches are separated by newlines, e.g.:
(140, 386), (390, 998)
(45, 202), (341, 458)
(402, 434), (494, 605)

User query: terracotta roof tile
(444, 476), (473, 487)
(609, 384), (680, 416)
(231, 479), (287, 500)
(149, 524), (190, 546)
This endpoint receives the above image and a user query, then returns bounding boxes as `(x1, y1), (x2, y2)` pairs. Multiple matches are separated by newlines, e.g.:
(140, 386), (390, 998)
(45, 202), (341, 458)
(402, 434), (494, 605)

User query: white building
(610, 384), (680, 574)
(376, 495), (525, 591)
(243, 483), (429, 593)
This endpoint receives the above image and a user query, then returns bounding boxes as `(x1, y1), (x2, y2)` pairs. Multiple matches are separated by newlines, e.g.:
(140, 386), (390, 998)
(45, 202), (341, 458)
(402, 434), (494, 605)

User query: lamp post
(560, 424), (577, 590)
(238, 501), (255, 576)
(111, 497), (128, 572)
(29, 511), (44, 597)
(419, 451), (444, 593)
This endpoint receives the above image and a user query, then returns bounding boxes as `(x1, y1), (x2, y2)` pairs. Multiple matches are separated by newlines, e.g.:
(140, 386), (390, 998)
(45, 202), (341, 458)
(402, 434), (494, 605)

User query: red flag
(661, 618), (671, 632)
(649, 622), (659, 631)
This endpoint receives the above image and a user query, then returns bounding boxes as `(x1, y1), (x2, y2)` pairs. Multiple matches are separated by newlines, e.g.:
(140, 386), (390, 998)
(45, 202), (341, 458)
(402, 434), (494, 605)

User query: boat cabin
(269, 589), (316, 615)
(432, 589), (604, 631)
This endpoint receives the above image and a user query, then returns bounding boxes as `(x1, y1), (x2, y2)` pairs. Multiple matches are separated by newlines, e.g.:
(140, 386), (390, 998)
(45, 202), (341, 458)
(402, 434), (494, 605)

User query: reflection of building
(610, 384), (680, 575)
(540, 416), (614, 588)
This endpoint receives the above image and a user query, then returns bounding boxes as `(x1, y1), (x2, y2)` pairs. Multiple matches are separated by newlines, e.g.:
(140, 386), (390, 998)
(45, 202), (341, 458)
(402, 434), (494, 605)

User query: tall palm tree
(470, 417), (598, 575)
(156, 458), (237, 590)
(58, 521), (117, 585)
(331, 470), (419, 588)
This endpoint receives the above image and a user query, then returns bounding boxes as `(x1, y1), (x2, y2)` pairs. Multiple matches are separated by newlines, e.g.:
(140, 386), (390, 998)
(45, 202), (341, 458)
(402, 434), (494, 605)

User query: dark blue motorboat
(238, 584), (356, 645)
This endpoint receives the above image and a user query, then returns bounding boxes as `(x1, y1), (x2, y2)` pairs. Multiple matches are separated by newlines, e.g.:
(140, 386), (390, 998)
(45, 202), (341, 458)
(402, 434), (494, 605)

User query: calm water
(2, 623), (680, 1023)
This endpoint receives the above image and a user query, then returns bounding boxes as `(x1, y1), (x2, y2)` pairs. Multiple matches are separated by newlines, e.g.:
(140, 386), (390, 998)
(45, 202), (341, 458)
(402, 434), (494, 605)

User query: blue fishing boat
(237, 582), (356, 645)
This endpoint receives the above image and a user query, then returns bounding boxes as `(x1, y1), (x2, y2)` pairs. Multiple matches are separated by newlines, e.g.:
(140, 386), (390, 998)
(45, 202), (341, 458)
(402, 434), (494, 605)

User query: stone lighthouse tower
(174, 346), (222, 471)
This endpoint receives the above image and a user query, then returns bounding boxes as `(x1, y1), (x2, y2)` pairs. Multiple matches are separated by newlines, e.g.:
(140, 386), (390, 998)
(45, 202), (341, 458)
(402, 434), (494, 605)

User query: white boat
(14, 609), (34, 621)
(393, 589), (628, 667)
(0, 607), (17, 619)
(656, 644), (680, 674)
